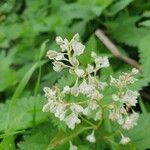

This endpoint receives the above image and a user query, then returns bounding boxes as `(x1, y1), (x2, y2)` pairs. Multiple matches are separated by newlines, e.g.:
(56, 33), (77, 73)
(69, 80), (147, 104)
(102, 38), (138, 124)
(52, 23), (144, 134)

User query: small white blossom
(74, 68), (85, 77)
(132, 68), (139, 75)
(120, 134), (130, 145)
(47, 50), (58, 59)
(109, 110), (120, 121)
(90, 90), (103, 100)
(110, 69), (138, 88)
(72, 41), (85, 56)
(71, 84), (79, 97)
(70, 56), (79, 67)
(54, 103), (66, 121)
(63, 86), (70, 94)
(91, 52), (97, 58)
(56, 36), (63, 45)
(112, 94), (119, 101)
(79, 81), (94, 96)
(70, 103), (84, 113)
(86, 130), (96, 143)
(52, 61), (65, 72)
(65, 113), (81, 130)
(95, 56), (109, 69)
(43, 87), (56, 99)
(69, 141), (78, 150)
(122, 112), (139, 130)
(122, 90), (139, 107)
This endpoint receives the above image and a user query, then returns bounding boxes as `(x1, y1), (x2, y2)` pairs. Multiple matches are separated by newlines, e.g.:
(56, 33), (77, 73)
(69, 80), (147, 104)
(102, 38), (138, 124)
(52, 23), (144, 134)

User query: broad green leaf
(18, 122), (56, 150)
(127, 114), (150, 150)
(0, 136), (16, 150)
(0, 95), (48, 133)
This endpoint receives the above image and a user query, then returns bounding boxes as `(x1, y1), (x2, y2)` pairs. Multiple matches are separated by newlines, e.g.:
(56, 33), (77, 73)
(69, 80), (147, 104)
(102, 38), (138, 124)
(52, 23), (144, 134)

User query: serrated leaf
(107, 17), (150, 47)
(131, 35), (150, 90)
(0, 95), (48, 134)
(18, 122), (56, 150)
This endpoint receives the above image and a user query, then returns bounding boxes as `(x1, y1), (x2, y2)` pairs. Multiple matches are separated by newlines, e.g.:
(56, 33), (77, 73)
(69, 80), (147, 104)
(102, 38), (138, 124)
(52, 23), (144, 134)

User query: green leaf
(79, 35), (97, 66)
(11, 61), (46, 105)
(0, 136), (16, 150)
(0, 95), (48, 134)
(107, 17), (150, 47)
(18, 122), (56, 150)
(131, 35), (150, 90)
(127, 114), (150, 150)
(139, 20), (150, 27)
(107, 0), (134, 16)
(0, 52), (18, 92)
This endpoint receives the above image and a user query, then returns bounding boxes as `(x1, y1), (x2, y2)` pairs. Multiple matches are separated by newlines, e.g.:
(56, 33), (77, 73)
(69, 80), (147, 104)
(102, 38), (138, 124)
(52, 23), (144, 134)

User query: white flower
(112, 94), (119, 101)
(71, 84), (79, 97)
(122, 90), (139, 107)
(86, 130), (96, 143)
(52, 61), (65, 72)
(70, 103), (84, 113)
(70, 56), (79, 67)
(120, 134), (130, 145)
(54, 103), (66, 121)
(91, 52), (97, 58)
(79, 81), (94, 96)
(47, 50), (58, 59)
(43, 87), (56, 99)
(122, 112), (139, 130)
(63, 86), (70, 94)
(90, 90), (103, 100)
(109, 110), (120, 121)
(56, 36), (63, 45)
(74, 68), (85, 77)
(95, 56), (109, 69)
(72, 41), (85, 56)
(69, 141), (78, 150)
(65, 113), (81, 130)
(132, 68), (139, 75)
(110, 69), (138, 88)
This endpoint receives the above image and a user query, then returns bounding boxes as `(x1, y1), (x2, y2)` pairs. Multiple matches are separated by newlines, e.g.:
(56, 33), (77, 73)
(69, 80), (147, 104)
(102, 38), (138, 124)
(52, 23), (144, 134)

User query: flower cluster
(43, 34), (109, 130)
(109, 68), (139, 143)
(42, 34), (140, 147)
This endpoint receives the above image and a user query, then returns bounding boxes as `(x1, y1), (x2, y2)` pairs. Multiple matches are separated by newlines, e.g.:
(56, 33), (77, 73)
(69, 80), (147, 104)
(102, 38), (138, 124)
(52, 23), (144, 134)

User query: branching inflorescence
(42, 34), (139, 148)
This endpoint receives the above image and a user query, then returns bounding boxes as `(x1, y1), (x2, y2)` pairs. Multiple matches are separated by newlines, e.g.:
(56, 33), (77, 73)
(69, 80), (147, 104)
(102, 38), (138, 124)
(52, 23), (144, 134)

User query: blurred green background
(0, 0), (150, 150)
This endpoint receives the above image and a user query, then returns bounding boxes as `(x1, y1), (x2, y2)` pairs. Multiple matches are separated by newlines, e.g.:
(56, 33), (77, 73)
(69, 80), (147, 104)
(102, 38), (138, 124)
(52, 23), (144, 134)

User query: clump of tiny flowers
(42, 34), (140, 147)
